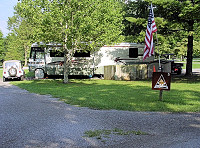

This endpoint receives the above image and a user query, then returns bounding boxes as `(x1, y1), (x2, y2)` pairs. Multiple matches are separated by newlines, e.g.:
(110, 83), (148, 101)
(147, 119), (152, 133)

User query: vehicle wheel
(177, 70), (182, 75)
(99, 74), (104, 79)
(3, 77), (6, 82)
(9, 67), (17, 77)
(20, 76), (24, 81)
(35, 69), (45, 79)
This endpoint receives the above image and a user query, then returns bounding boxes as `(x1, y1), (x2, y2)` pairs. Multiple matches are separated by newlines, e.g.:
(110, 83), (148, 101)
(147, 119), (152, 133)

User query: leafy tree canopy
(16, 0), (125, 83)
(0, 30), (5, 64)
(123, 0), (200, 58)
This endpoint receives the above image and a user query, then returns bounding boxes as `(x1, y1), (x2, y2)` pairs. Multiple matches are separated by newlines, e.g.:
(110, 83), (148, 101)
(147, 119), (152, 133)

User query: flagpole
(152, 4), (163, 101)
(150, 3), (161, 71)
(155, 32), (161, 71)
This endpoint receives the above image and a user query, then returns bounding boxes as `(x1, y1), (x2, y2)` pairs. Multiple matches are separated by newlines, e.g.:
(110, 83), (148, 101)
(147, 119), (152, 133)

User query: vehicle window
(30, 47), (44, 59)
(50, 50), (64, 57)
(129, 48), (138, 58)
(49, 50), (90, 57)
(35, 51), (45, 59)
(74, 50), (90, 57)
(5, 62), (19, 69)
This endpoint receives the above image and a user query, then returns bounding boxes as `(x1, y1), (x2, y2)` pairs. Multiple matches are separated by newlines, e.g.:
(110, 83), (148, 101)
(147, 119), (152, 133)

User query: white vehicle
(29, 43), (93, 78)
(3, 60), (25, 82)
(28, 43), (154, 79)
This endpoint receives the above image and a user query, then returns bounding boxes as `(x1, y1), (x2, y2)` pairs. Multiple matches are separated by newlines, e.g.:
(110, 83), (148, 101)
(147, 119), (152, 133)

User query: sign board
(152, 72), (171, 91)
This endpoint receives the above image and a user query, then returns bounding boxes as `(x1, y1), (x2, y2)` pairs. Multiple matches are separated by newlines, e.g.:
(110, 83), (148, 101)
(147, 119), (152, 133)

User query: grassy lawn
(10, 77), (200, 112)
(178, 62), (200, 69)
(182, 63), (200, 69)
(0, 69), (2, 78)
(192, 63), (200, 69)
(1, 68), (199, 112)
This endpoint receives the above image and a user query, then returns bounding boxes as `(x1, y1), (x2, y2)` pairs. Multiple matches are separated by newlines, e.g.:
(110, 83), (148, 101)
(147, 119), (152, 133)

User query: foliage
(16, 0), (125, 83)
(7, 7), (37, 66)
(0, 69), (2, 78)
(193, 41), (200, 57)
(123, 0), (200, 61)
(4, 33), (24, 62)
(0, 30), (5, 65)
(4, 0), (200, 73)
(149, 0), (199, 75)
(11, 79), (200, 112)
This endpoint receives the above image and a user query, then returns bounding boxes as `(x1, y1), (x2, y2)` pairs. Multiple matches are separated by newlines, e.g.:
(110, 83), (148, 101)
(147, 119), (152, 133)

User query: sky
(0, 0), (18, 37)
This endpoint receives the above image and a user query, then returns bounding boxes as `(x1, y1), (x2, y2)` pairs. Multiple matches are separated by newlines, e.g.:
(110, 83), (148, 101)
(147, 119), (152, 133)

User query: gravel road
(0, 79), (200, 148)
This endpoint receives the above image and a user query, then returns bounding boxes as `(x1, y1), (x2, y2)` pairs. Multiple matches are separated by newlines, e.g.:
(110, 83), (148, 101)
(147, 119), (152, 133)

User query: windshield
(5, 62), (20, 69)
(30, 47), (45, 59)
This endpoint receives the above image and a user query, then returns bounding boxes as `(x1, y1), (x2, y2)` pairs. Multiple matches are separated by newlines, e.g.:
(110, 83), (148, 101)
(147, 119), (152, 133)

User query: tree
(4, 32), (24, 61)
(15, 21), (33, 66)
(0, 30), (5, 65)
(152, 0), (200, 76)
(7, 8), (36, 66)
(123, 0), (200, 75)
(17, 0), (124, 83)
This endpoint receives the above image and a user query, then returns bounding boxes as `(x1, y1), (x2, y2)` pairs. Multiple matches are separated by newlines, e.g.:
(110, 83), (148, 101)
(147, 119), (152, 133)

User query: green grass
(11, 78), (200, 112)
(182, 63), (200, 69)
(192, 63), (200, 69)
(178, 62), (200, 69)
(25, 70), (34, 77)
(0, 69), (2, 78)
(83, 128), (148, 143)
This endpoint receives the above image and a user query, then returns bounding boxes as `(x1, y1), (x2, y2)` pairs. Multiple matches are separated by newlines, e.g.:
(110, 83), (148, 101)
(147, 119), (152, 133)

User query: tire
(35, 69), (45, 79)
(20, 76), (24, 81)
(8, 67), (17, 77)
(177, 70), (182, 75)
(3, 77), (6, 82)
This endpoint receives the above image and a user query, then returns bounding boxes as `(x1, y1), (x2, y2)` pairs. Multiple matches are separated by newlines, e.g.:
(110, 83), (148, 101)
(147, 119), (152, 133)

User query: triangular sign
(154, 74), (168, 89)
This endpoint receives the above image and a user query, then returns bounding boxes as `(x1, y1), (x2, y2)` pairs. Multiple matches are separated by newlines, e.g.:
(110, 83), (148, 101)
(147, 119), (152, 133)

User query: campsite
(0, 0), (199, 147)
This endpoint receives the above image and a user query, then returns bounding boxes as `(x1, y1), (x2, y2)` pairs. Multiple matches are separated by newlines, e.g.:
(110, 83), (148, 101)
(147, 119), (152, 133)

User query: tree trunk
(24, 45), (28, 66)
(186, 35), (193, 76)
(63, 48), (69, 84)
(185, 20), (194, 76)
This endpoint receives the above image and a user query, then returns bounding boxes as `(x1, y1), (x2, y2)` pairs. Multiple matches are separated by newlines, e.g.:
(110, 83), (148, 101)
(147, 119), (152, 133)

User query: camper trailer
(28, 43), (153, 79)
(94, 43), (153, 76)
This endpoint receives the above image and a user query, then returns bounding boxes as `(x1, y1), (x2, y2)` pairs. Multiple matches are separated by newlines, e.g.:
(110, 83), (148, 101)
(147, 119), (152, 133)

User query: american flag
(143, 3), (157, 61)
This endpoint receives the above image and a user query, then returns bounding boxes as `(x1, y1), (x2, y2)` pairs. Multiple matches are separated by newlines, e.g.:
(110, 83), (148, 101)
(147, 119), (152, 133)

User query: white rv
(28, 43), (154, 78)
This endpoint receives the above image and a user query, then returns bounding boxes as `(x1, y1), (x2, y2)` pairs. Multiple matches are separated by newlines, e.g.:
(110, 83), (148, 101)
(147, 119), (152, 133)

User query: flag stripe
(143, 3), (157, 61)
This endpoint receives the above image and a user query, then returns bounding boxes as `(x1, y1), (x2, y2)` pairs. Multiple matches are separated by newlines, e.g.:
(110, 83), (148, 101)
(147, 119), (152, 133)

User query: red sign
(152, 72), (171, 91)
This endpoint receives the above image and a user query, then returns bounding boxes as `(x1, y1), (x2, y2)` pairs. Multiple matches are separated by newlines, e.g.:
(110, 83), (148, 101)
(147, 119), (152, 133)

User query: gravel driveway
(0, 79), (200, 148)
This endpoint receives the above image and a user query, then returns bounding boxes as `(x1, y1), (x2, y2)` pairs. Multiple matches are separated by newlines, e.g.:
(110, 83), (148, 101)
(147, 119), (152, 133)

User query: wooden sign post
(152, 72), (171, 101)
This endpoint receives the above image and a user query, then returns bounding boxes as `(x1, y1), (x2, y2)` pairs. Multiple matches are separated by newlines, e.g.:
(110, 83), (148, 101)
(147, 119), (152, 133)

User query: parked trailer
(28, 43), (154, 79)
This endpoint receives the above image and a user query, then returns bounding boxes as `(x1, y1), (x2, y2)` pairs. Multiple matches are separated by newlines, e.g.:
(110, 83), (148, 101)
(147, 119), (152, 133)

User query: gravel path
(0, 79), (200, 148)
